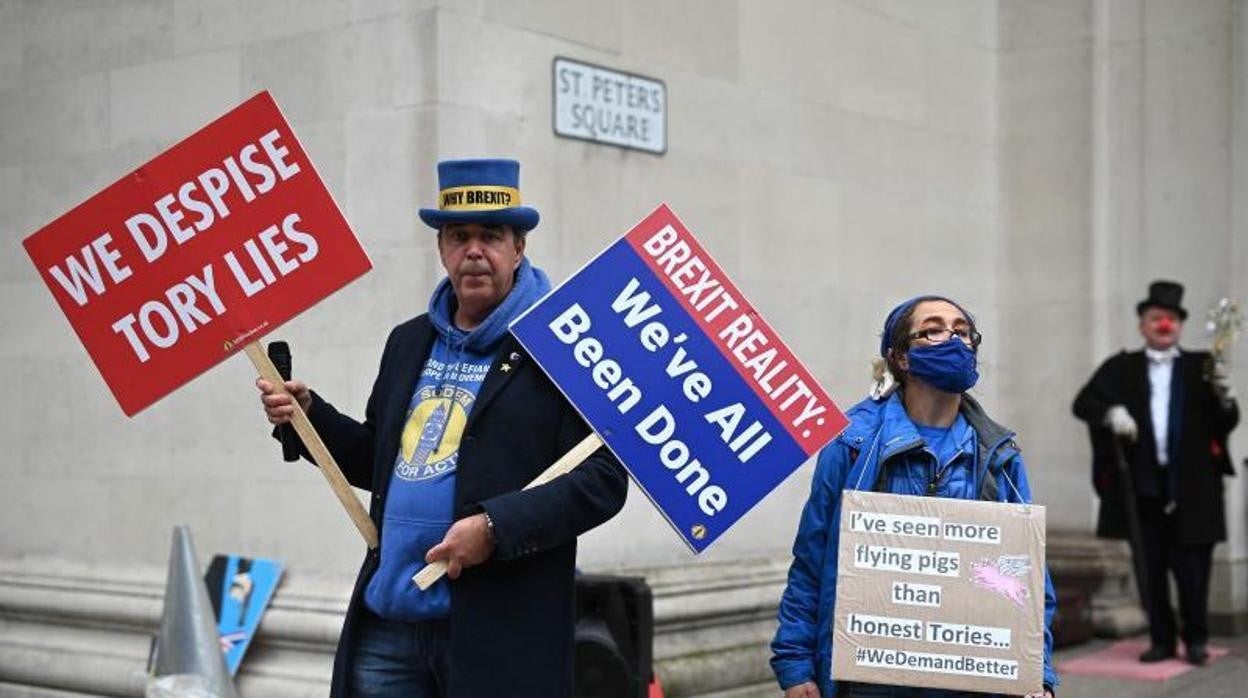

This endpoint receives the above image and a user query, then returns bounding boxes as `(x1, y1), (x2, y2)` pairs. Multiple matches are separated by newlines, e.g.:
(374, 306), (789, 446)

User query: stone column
(1212, 0), (1248, 633)
(997, 0), (1097, 533)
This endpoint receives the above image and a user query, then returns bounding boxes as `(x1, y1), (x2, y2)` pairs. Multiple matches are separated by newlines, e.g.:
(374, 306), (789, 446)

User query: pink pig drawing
(970, 557), (1031, 609)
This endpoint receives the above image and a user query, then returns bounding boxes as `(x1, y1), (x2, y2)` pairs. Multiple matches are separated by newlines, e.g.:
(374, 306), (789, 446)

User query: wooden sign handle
(412, 432), (605, 590)
(244, 341), (379, 549)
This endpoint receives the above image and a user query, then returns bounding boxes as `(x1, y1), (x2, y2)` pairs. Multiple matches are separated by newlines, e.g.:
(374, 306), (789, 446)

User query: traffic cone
(151, 526), (238, 698)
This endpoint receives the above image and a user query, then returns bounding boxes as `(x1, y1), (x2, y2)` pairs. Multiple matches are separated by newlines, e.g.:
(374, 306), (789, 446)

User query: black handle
(267, 341), (299, 462)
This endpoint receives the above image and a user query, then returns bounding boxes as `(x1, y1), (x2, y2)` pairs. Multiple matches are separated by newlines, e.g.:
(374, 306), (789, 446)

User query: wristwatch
(482, 511), (497, 544)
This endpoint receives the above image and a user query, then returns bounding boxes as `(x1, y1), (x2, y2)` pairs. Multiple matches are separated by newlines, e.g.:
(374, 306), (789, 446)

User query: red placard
(624, 205), (844, 456)
(23, 92), (371, 416)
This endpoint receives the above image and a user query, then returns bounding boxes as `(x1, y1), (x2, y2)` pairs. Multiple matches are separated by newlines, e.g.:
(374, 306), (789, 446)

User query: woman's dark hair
(883, 302), (921, 384)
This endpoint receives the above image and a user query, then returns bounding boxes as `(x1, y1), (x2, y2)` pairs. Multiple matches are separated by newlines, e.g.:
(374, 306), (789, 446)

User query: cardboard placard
(831, 490), (1046, 694)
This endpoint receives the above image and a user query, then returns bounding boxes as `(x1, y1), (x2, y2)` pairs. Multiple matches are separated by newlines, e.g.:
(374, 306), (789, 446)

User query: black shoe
(1186, 644), (1209, 666)
(1139, 646), (1176, 663)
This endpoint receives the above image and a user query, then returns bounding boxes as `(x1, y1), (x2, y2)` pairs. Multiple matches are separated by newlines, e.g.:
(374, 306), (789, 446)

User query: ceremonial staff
(1205, 298), (1242, 474)
(1205, 298), (1242, 374)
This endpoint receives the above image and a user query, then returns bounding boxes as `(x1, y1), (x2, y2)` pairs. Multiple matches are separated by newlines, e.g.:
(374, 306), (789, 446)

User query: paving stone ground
(1053, 634), (1248, 698)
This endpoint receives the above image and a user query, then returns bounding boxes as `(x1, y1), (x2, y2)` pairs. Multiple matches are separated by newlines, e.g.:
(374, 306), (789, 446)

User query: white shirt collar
(1145, 346), (1180, 363)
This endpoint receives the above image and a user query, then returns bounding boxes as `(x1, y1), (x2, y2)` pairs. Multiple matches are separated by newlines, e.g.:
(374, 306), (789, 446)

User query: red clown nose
(1155, 318), (1176, 334)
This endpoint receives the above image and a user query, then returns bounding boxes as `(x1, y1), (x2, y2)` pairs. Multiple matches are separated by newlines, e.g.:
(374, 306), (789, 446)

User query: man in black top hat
(257, 159), (628, 697)
(1073, 280), (1238, 665)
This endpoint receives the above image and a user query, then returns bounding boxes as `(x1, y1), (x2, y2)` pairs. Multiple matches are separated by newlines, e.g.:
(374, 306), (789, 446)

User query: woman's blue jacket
(770, 391), (1059, 695)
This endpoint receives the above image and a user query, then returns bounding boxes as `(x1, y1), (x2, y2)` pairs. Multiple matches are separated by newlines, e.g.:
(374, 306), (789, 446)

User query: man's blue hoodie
(363, 258), (550, 621)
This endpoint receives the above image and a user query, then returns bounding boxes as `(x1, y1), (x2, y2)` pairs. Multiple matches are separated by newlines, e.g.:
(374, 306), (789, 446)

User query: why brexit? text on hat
(418, 158), (540, 233)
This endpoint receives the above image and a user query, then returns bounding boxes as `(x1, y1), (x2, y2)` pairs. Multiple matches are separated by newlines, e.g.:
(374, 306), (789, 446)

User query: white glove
(1103, 405), (1138, 442)
(1211, 364), (1237, 403)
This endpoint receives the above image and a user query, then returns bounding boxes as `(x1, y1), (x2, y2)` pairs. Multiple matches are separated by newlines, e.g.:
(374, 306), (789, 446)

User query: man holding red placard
(258, 158), (627, 698)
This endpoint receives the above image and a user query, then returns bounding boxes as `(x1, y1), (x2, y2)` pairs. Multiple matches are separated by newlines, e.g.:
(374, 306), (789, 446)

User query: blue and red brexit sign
(511, 205), (848, 552)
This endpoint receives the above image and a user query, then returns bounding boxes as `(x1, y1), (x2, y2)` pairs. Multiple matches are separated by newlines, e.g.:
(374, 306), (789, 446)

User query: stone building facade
(1, 1), (1246, 695)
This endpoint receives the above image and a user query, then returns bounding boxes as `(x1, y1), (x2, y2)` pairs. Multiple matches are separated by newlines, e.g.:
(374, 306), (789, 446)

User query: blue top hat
(418, 158), (540, 233)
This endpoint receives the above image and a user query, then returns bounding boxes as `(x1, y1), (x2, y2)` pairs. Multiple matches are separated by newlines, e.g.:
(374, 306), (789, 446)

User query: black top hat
(1136, 280), (1187, 320)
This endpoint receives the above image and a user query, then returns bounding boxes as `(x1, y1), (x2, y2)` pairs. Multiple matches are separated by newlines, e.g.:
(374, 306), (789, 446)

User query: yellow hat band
(438, 185), (521, 211)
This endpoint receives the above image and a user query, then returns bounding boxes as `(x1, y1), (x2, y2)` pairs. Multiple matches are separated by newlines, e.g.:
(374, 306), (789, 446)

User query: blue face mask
(906, 339), (979, 393)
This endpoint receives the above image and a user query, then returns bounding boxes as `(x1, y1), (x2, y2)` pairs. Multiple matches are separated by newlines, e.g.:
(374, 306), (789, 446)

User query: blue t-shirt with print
(363, 343), (493, 621)
(363, 257), (552, 622)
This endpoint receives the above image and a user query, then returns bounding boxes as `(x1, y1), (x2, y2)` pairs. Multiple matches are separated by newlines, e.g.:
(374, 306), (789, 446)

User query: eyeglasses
(908, 327), (982, 347)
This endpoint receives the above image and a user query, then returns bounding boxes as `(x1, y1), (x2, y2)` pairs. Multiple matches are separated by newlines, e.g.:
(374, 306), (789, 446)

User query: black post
(267, 341), (299, 462)
(574, 574), (653, 698)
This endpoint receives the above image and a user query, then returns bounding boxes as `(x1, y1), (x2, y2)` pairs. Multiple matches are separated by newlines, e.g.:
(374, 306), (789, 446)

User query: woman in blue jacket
(771, 296), (1058, 697)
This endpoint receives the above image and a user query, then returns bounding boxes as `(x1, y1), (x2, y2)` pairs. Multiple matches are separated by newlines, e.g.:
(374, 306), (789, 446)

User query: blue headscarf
(879, 295), (976, 357)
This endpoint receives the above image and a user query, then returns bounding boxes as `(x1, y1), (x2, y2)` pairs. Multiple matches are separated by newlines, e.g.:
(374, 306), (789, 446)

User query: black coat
(297, 315), (629, 697)
(1072, 349), (1238, 544)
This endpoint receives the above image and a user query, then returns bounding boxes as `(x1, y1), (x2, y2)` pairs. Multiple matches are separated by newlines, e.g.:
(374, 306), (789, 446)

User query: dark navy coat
(296, 314), (628, 697)
(1073, 349), (1238, 544)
